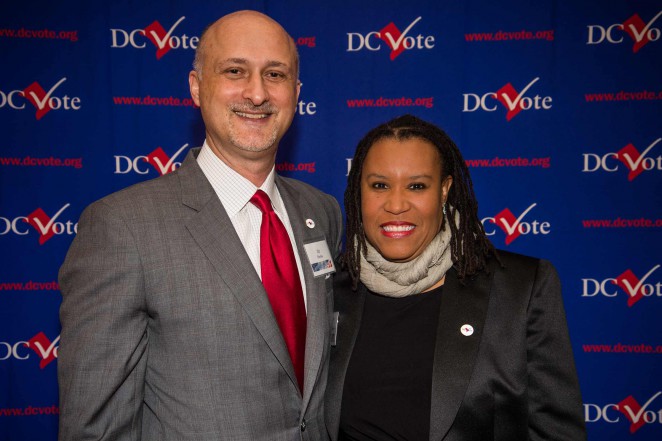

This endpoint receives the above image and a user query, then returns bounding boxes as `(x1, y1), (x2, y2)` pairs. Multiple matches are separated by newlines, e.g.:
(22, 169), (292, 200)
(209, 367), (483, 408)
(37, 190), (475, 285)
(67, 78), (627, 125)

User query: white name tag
(304, 239), (336, 278)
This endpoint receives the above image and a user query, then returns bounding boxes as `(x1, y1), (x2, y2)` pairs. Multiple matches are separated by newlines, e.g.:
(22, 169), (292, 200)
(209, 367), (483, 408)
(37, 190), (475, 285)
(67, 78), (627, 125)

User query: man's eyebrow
(264, 60), (289, 70)
(215, 58), (292, 71)
(217, 58), (248, 67)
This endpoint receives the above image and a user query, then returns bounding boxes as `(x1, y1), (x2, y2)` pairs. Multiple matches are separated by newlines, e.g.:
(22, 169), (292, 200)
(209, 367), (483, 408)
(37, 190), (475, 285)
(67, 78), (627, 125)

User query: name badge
(304, 239), (336, 278)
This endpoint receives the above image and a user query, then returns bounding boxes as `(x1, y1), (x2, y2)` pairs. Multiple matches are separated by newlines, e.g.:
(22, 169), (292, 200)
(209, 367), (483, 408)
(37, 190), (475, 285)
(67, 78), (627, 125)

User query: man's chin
(230, 129), (279, 152)
(231, 137), (277, 152)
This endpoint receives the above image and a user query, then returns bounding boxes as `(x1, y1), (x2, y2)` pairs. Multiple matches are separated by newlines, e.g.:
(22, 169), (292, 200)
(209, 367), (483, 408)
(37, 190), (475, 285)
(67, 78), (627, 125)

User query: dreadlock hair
(343, 114), (497, 290)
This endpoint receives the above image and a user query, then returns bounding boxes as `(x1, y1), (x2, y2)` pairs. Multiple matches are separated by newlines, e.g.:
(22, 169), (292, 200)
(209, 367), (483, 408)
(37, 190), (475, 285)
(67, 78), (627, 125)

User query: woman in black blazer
(326, 115), (585, 440)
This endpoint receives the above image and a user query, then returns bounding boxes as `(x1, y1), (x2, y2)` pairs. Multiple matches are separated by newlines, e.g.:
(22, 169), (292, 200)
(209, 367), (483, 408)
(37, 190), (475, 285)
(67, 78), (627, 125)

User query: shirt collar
(197, 140), (280, 217)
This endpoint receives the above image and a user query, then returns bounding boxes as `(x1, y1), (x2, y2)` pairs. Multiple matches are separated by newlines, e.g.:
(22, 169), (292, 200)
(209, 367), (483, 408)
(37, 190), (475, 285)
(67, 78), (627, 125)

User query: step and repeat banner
(1, 1), (660, 440)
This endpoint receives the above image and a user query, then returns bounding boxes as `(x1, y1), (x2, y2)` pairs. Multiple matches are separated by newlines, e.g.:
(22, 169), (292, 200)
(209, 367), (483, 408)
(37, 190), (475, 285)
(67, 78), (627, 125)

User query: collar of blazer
(177, 148), (330, 406)
(329, 261), (494, 441)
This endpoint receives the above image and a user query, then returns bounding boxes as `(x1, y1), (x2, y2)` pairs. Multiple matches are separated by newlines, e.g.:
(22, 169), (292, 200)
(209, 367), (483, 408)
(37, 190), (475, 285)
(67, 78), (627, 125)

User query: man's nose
(242, 74), (269, 106)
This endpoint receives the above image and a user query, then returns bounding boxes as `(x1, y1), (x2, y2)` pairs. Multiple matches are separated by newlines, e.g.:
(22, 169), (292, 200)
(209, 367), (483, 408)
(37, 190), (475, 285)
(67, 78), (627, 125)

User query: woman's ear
(441, 175), (453, 203)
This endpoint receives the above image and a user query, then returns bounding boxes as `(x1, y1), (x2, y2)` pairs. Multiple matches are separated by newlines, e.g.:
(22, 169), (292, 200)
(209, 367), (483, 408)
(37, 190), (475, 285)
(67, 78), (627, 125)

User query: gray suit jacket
(58, 148), (343, 441)
(326, 251), (586, 441)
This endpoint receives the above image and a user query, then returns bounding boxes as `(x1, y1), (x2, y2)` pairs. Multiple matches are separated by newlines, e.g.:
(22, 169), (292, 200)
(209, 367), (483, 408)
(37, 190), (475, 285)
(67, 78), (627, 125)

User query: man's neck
(206, 138), (277, 187)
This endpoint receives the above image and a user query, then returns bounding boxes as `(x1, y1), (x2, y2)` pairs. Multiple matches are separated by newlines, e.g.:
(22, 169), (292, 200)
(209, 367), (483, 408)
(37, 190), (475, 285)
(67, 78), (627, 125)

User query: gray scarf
(359, 220), (454, 297)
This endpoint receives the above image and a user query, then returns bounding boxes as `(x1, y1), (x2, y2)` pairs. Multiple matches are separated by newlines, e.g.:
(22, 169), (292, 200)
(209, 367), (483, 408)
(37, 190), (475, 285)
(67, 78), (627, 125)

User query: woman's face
(360, 137), (452, 263)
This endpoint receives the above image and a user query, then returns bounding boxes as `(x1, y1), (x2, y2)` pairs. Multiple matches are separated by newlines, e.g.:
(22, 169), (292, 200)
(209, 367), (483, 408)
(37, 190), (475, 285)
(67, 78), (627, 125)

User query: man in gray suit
(58, 10), (342, 440)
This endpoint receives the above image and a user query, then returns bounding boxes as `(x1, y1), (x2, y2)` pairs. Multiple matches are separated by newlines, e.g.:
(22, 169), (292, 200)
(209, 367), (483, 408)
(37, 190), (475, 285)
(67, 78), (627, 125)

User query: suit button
(300, 418), (306, 431)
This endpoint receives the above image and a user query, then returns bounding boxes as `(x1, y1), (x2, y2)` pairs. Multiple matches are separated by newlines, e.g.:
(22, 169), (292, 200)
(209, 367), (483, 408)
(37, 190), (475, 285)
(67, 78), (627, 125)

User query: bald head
(193, 10), (299, 80)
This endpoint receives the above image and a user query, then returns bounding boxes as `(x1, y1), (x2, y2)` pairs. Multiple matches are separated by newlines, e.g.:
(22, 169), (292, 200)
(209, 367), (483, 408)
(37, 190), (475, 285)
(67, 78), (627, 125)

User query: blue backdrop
(1, 1), (660, 440)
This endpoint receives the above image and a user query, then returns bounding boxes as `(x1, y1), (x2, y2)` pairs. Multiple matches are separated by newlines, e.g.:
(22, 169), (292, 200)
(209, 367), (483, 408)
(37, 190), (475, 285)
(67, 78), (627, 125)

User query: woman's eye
(371, 182), (387, 189)
(409, 183), (426, 190)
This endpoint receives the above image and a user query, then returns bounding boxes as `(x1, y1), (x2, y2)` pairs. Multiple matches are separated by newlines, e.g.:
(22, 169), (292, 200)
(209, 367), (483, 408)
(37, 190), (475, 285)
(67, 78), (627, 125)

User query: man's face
(189, 14), (300, 161)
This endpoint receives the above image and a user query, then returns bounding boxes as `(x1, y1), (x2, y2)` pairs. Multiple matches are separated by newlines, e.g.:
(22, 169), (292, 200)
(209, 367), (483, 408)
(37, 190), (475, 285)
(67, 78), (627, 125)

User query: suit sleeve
(58, 200), (147, 441)
(526, 259), (586, 441)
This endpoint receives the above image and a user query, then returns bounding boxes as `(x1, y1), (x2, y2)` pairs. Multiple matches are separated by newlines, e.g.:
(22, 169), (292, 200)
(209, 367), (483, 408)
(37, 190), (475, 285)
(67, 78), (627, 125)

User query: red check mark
(23, 204), (70, 245)
(492, 203), (537, 245)
(617, 138), (661, 181)
(24, 332), (60, 369)
(379, 17), (422, 60)
(613, 265), (660, 307)
(496, 78), (540, 121)
(623, 11), (662, 53)
(617, 392), (662, 433)
(23, 78), (67, 120)
(144, 16), (185, 59)
(143, 144), (188, 175)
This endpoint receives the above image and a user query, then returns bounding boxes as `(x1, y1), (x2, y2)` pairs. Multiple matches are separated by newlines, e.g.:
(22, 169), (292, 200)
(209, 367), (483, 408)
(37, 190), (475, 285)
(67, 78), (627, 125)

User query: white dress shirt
(196, 141), (308, 309)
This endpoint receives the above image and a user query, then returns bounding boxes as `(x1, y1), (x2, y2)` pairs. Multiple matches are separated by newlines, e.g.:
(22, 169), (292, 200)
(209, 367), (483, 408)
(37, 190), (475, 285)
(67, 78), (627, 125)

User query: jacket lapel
(277, 176), (330, 407)
(429, 264), (494, 440)
(326, 274), (365, 440)
(179, 150), (297, 389)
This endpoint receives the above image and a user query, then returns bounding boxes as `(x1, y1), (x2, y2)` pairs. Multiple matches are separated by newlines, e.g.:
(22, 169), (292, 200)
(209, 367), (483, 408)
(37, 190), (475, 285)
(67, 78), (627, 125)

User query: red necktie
(250, 190), (306, 392)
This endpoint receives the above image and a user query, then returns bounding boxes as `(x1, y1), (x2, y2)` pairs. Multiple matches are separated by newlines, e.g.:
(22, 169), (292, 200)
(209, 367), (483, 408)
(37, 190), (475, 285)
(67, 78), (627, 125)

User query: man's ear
(189, 70), (201, 106)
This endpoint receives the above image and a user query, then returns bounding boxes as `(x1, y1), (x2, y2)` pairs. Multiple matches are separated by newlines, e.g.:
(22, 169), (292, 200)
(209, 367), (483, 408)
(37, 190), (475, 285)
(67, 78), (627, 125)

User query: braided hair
(344, 114), (497, 289)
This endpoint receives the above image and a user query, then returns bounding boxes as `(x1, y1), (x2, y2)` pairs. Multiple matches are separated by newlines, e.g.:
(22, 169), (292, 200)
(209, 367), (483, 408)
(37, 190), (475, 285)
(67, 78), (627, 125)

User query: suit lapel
(429, 264), (494, 441)
(326, 277), (365, 441)
(179, 151), (297, 389)
(277, 177), (330, 406)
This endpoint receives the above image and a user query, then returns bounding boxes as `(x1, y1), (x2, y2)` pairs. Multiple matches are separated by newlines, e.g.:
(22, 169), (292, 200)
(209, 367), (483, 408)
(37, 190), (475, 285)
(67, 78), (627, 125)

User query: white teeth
(382, 225), (415, 232)
(236, 112), (268, 119)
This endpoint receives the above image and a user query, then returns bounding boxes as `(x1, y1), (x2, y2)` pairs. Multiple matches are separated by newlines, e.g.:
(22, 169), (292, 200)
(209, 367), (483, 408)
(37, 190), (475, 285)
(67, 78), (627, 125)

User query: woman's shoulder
(491, 249), (555, 275)
(488, 249), (560, 295)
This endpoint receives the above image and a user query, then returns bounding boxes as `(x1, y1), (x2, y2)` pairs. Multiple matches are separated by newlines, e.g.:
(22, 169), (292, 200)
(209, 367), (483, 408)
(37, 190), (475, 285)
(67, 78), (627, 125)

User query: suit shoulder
(277, 176), (342, 243)
(279, 176), (337, 205)
(110, 169), (179, 200)
(84, 169), (181, 219)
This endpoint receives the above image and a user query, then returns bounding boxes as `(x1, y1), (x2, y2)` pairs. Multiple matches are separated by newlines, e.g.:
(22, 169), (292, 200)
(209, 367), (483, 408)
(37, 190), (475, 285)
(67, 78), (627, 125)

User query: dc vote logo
(481, 203), (551, 245)
(462, 77), (552, 121)
(587, 10), (662, 53)
(582, 264), (661, 307)
(582, 138), (662, 181)
(347, 16), (436, 60)
(110, 16), (198, 59)
(0, 332), (59, 369)
(585, 392), (662, 434)
(114, 144), (189, 175)
(0, 203), (77, 245)
(0, 77), (82, 120)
